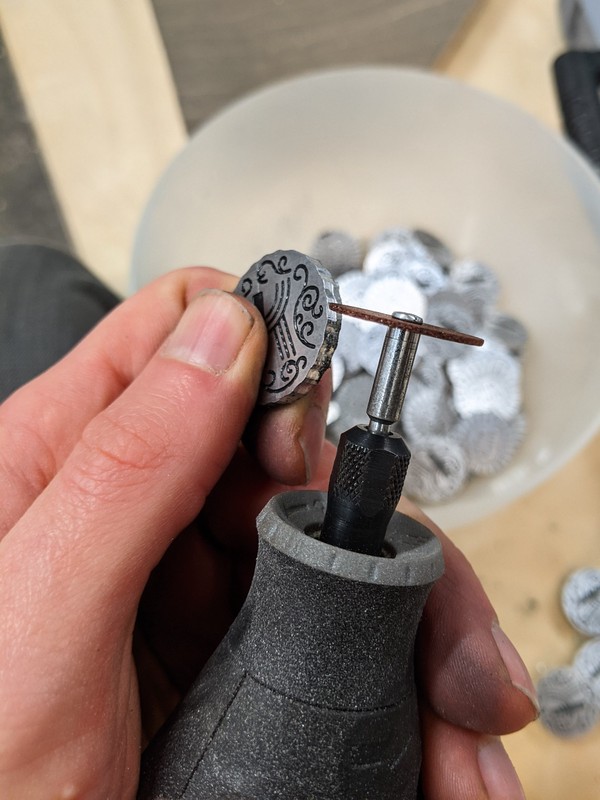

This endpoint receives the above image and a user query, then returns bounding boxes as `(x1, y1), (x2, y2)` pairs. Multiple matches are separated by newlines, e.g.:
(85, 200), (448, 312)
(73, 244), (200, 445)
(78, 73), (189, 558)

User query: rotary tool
(138, 251), (482, 800)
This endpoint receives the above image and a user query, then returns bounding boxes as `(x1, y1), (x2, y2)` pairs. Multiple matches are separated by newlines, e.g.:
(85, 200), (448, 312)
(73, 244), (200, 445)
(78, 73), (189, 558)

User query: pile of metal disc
(537, 568), (600, 738)
(312, 227), (528, 506)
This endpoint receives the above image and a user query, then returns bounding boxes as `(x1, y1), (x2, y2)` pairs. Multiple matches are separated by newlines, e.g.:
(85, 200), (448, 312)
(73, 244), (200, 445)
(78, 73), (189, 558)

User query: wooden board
(151, 0), (479, 131)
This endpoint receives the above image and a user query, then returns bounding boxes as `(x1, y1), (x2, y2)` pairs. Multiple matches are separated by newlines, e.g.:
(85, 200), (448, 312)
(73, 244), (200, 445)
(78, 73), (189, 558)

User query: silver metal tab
(366, 312), (422, 435)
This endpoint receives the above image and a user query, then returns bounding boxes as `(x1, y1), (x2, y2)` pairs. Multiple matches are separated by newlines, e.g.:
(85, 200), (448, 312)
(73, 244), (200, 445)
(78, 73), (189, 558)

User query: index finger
(0, 267), (234, 537)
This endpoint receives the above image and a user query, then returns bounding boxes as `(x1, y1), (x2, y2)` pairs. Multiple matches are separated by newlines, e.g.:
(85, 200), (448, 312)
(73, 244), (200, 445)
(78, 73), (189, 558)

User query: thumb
(1, 288), (266, 662)
(0, 288), (266, 791)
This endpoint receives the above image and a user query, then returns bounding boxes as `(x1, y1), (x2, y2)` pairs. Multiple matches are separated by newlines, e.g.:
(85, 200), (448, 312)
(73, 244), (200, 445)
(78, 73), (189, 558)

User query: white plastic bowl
(131, 67), (600, 530)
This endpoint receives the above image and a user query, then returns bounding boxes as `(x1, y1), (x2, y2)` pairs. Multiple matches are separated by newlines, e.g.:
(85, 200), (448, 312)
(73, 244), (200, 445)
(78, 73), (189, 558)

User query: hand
(0, 268), (537, 799)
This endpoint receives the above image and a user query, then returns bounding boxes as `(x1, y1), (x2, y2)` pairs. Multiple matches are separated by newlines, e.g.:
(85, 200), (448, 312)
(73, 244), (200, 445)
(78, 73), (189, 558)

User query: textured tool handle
(138, 491), (443, 800)
(320, 425), (411, 555)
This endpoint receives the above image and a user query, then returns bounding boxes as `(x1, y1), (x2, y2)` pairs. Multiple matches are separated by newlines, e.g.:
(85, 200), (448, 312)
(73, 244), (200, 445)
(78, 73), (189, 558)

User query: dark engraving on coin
(293, 262), (324, 349)
(236, 250), (341, 404)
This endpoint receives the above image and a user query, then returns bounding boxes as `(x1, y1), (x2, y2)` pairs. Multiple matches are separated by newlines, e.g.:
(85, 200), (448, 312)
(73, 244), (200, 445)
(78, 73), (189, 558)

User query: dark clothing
(0, 244), (119, 401)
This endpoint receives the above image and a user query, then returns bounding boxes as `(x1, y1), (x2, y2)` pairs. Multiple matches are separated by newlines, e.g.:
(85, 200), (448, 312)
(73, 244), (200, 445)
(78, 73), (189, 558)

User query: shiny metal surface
(367, 311), (422, 435)
(236, 250), (341, 404)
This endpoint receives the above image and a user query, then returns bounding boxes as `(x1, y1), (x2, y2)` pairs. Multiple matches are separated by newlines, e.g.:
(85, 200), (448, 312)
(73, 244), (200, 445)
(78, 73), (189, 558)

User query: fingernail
(492, 622), (539, 714)
(298, 403), (326, 484)
(163, 290), (253, 374)
(478, 737), (525, 800)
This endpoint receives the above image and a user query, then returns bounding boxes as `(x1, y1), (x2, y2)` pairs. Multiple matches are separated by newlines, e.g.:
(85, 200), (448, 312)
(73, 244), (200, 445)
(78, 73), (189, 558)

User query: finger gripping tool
(138, 250), (482, 799)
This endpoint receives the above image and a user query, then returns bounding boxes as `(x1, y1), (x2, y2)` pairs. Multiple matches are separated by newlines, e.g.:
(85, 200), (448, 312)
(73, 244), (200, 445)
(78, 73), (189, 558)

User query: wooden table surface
(2, 0), (599, 796)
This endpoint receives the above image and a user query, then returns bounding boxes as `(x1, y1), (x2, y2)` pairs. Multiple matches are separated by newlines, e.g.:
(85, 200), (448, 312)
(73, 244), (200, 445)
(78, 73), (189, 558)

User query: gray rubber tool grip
(138, 490), (444, 800)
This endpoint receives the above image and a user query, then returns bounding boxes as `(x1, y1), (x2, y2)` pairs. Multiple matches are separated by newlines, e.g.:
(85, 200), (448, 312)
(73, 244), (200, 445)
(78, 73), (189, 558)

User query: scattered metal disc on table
(311, 230), (363, 275)
(561, 568), (600, 636)
(447, 349), (521, 421)
(574, 638), (600, 703)
(538, 666), (600, 738)
(236, 250), (340, 404)
(453, 412), (527, 477)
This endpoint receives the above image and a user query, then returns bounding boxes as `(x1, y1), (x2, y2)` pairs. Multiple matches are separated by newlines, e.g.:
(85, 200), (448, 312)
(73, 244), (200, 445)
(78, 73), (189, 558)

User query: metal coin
(561, 568), (600, 636)
(330, 351), (346, 393)
(538, 666), (600, 738)
(447, 349), (522, 421)
(236, 250), (341, 404)
(574, 639), (600, 704)
(397, 256), (448, 296)
(413, 229), (454, 270)
(453, 412), (527, 477)
(364, 235), (447, 295)
(367, 226), (418, 254)
(428, 290), (477, 331)
(369, 226), (446, 270)
(336, 269), (371, 331)
(450, 258), (500, 321)
(327, 372), (373, 443)
(357, 324), (387, 377)
(311, 230), (363, 276)
(485, 312), (529, 357)
(476, 330), (510, 357)
(403, 435), (468, 504)
(409, 357), (447, 394)
(361, 273), (427, 322)
(335, 317), (364, 375)
(336, 269), (370, 303)
(362, 239), (412, 277)
(401, 384), (457, 442)
(420, 290), (477, 360)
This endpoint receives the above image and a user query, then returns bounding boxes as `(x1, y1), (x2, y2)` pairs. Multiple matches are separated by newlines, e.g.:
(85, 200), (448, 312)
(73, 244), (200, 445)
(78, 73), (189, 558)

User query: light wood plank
(439, 0), (564, 130)
(0, 0), (186, 294)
